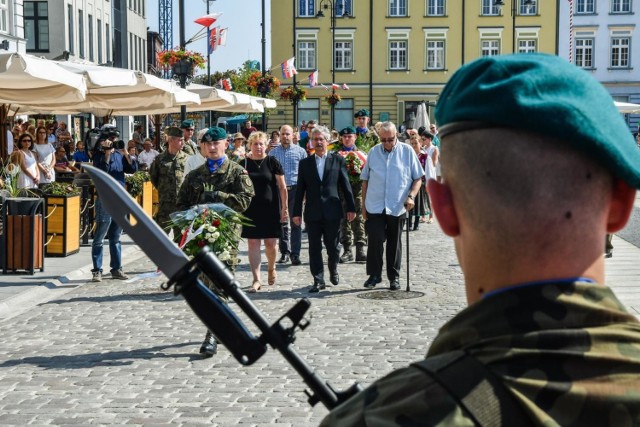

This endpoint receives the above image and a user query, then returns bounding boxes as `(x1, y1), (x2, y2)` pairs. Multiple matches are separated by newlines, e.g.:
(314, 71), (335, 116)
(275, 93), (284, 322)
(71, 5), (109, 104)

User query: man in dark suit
(292, 125), (356, 293)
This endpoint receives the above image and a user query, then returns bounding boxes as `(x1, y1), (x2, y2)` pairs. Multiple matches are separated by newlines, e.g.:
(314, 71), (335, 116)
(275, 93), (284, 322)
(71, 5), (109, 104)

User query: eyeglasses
(380, 137), (396, 143)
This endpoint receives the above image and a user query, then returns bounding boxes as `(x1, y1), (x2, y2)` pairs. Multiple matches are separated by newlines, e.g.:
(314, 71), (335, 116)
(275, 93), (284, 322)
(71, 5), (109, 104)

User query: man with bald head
(268, 124), (308, 265)
(322, 54), (640, 425)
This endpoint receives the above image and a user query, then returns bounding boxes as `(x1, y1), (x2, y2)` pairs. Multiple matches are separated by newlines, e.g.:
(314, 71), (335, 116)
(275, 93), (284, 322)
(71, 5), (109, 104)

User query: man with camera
(90, 128), (138, 282)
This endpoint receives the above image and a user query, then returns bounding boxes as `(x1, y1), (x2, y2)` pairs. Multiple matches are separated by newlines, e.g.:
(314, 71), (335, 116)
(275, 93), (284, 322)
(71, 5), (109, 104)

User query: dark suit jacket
(293, 152), (356, 222)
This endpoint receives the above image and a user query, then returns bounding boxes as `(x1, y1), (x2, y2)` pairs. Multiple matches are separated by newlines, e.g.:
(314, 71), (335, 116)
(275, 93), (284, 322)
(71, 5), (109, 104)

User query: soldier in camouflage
(354, 108), (380, 147)
(322, 54), (640, 425)
(336, 126), (367, 263)
(179, 119), (198, 156)
(177, 126), (254, 358)
(149, 126), (188, 241)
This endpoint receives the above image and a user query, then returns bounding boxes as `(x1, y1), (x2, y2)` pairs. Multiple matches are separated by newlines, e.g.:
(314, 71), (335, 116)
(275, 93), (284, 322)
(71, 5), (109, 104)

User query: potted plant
(126, 171), (153, 221)
(247, 71), (280, 97)
(280, 85), (307, 104)
(325, 92), (342, 106)
(41, 182), (81, 257)
(157, 49), (206, 80)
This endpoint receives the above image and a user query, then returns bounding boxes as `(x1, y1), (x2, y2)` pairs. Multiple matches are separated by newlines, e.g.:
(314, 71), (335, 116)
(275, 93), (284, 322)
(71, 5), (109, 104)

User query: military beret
(354, 109), (370, 118)
(202, 126), (227, 142)
(164, 126), (182, 138)
(180, 119), (195, 129)
(435, 53), (640, 189)
(339, 126), (357, 136)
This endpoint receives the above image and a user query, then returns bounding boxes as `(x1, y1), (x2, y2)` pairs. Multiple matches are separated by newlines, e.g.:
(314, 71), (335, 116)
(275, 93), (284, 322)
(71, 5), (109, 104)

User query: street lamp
(494, 0), (534, 53)
(317, 0), (351, 129)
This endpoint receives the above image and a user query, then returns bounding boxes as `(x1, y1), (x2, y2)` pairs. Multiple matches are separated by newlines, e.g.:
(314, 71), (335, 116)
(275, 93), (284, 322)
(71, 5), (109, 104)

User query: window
(610, 37), (630, 68)
(518, 39), (536, 53)
(335, 98), (354, 130)
(78, 10), (84, 58)
(297, 41), (316, 70)
(97, 19), (103, 63)
(334, 41), (352, 70)
(298, 99), (320, 125)
(519, 0), (537, 15)
(389, 0), (407, 16)
(335, 0), (352, 16)
(299, 0), (314, 17)
(575, 38), (594, 68)
(88, 14), (94, 61)
(575, 0), (595, 13)
(426, 40), (445, 69)
(67, 4), (74, 54)
(481, 40), (500, 56)
(427, 0), (445, 16)
(611, 0), (631, 13)
(25, 2), (49, 52)
(106, 23), (111, 63)
(389, 40), (408, 69)
(0, 0), (8, 33)
(482, 0), (500, 15)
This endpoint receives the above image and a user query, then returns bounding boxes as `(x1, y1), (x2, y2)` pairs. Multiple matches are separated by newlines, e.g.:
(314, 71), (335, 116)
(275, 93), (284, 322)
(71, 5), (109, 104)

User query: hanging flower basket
(157, 49), (206, 78)
(325, 93), (342, 106)
(280, 86), (307, 104)
(247, 71), (280, 97)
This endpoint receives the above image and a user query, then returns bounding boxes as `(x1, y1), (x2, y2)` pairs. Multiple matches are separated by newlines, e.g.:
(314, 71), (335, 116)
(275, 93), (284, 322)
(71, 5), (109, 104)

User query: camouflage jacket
(181, 139), (198, 156)
(176, 159), (254, 213)
(149, 150), (189, 205)
(321, 281), (640, 426)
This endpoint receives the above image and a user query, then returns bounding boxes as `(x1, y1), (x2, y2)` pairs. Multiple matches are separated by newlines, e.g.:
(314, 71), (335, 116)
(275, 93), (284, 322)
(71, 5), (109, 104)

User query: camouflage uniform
(337, 148), (367, 260)
(149, 149), (189, 241)
(321, 281), (640, 426)
(181, 139), (197, 156)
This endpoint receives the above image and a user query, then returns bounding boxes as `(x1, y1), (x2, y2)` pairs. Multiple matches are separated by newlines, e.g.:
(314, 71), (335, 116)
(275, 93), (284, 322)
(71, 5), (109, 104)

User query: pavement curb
(0, 244), (146, 322)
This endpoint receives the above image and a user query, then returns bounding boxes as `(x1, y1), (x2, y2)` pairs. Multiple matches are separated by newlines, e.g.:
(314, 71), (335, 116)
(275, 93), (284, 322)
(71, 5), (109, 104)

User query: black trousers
(306, 219), (341, 284)
(365, 212), (404, 281)
(279, 186), (302, 257)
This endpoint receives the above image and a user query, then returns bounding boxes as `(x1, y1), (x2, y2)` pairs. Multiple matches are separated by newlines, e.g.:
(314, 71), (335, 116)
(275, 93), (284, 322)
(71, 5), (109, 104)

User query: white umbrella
(414, 102), (430, 130)
(0, 52), (86, 105)
(615, 101), (640, 114)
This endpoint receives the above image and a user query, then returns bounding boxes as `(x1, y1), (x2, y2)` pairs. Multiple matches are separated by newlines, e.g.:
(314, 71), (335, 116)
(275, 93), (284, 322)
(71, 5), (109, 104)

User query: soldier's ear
(606, 178), (636, 233)
(427, 179), (459, 237)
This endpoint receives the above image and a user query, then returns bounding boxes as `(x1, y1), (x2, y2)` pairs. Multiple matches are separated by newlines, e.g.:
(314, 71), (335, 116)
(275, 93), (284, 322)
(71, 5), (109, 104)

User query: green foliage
(125, 171), (150, 198)
(41, 182), (81, 196)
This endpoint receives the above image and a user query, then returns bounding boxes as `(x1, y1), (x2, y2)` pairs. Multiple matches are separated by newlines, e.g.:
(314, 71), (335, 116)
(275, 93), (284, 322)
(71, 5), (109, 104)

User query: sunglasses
(380, 138), (395, 143)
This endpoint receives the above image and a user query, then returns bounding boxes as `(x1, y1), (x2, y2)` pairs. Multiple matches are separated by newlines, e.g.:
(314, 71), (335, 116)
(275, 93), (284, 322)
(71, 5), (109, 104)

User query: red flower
(197, 240), (207, 248)
(212, 219), (221, 227)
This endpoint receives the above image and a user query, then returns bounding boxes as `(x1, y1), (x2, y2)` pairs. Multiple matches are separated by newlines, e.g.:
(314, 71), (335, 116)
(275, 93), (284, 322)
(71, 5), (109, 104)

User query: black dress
(241, 156), (285, 239)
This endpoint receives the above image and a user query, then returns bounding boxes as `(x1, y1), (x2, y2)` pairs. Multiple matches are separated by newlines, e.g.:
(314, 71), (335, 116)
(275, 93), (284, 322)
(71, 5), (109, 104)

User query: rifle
(83, 165), (363, 409)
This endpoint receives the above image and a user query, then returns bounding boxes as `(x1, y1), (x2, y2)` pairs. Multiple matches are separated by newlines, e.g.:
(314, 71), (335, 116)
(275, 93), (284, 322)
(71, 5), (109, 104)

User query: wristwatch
(407, 194), (414, 200)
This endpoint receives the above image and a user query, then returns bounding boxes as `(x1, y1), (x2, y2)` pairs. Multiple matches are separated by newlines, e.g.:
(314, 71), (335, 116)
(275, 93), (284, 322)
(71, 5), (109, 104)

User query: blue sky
(147, 0), (272, 74)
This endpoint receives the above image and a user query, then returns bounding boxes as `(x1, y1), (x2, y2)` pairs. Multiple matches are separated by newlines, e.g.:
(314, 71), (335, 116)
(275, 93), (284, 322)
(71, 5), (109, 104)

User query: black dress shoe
(330, 273), (340, 286)
(199, 333), (218, 357)
(291, 255), (301, 265)
(390, 279), (401, 291)
(363, 275), (382, 289)
(309, 282), (326, 293)
(277, 254), (290, 264)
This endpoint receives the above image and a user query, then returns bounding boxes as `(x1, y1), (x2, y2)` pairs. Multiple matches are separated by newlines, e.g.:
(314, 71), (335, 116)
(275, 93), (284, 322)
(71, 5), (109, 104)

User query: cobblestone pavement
(0, 221), (466, 426)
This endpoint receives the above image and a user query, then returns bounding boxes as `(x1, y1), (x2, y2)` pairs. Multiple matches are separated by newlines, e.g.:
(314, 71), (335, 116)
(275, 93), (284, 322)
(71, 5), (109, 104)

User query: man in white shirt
(137, 139), (159, 169)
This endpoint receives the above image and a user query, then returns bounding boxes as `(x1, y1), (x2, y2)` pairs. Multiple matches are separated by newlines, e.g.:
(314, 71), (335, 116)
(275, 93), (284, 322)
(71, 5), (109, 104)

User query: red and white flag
(308, 70), (318, 87)
(208, 26), (218, 54)
(331, 83), (340, 90)
(341, 83), (350, 90)
(218, 78), (232, 91)
(218, 28), (228, 46)
(194, 12), (222, 27)
(281, 57), (298, 79)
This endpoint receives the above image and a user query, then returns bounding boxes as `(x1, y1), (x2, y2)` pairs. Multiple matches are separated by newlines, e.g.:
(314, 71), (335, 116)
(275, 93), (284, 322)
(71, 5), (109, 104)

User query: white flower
(218, 250), (230, 261)
(211, 232), (220, 241)
(208, 225), (216, 232)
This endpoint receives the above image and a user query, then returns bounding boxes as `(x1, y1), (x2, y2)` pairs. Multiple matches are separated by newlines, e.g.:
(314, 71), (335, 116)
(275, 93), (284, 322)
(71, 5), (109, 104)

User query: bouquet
(169, 203), (251, 263)
(344, 152), (364, 185)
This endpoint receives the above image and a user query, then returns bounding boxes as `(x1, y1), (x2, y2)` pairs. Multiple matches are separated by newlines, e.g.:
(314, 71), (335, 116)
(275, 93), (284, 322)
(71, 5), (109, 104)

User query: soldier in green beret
(336, 126), (367, 263)
(180, 119), (198, 156)
(353, 108), (380, 147)
(149, 126), (189, 241)
(177, 126), (255, 358)
(322, 54), (640, 425)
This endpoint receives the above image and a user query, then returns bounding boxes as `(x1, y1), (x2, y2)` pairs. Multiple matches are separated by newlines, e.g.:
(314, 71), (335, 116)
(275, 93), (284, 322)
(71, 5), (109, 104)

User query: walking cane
(406, 209), (411, 292)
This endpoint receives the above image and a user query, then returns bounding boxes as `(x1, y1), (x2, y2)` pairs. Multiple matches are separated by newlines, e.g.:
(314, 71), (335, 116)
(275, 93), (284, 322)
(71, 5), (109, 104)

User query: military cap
(354, 109), (370, 118)
(202, 127), (227, 142)
(180, 119), (195, 129)
(435, 53), (640, 189)
(164, 126), (182, 138)
(339, 126), (357, 136)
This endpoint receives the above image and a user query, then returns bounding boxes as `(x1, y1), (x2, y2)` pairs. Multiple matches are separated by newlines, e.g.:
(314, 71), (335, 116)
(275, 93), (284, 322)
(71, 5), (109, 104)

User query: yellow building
(270, 0), (557, 131)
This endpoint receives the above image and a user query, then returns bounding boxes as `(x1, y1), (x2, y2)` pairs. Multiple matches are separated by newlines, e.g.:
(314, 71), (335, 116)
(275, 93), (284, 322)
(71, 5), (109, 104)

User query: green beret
(354, 109), (370, 118)
(202, 127), (227, 142)
(339, 126), (357, 136)
(180, 119), (195, 129)
(435, 53), (640, 189)
(164, 126), (182, 138)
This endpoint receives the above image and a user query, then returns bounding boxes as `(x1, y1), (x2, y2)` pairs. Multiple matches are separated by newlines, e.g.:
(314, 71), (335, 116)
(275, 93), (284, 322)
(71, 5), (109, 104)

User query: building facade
(270, 0), (557, 131)
(558, 0), (640, 132)
(0, 0), (27, 53)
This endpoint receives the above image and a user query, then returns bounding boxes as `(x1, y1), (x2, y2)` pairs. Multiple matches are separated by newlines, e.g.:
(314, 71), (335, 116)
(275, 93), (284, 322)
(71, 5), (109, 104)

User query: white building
(0, 0), (27, 53)
(559, 0), (640, 132)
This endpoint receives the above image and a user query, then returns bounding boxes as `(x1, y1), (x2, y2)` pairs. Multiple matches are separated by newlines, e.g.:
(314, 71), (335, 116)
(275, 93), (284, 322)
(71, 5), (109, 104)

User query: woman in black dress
(242, 132), (288, 292)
